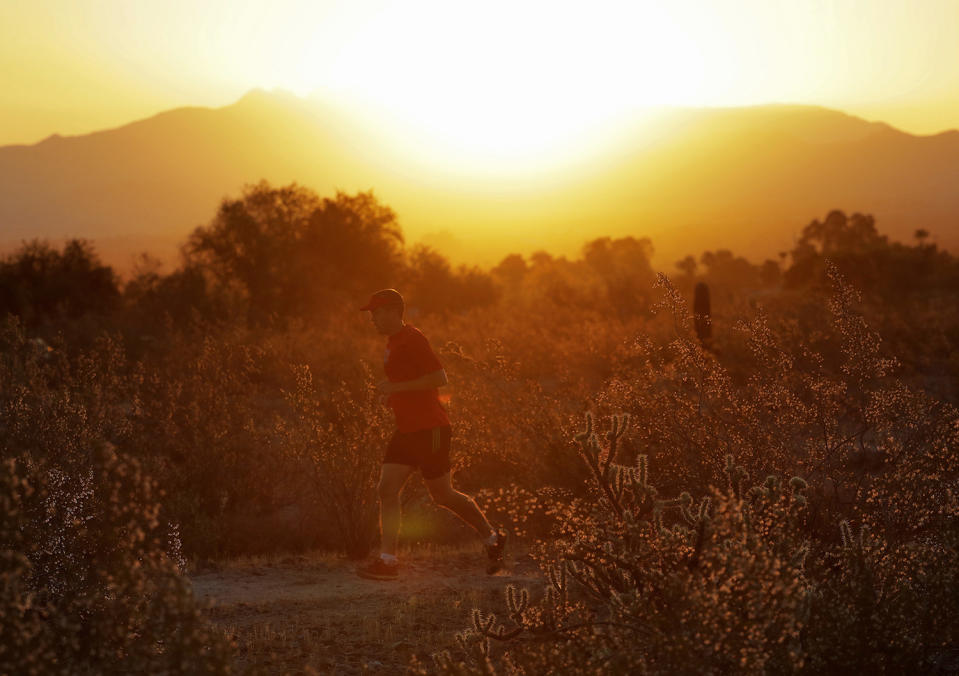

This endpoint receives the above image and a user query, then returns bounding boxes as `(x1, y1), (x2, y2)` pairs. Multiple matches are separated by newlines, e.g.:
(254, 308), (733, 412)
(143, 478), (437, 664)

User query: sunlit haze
(3, 0), (959, 272)
(3, 0), (958, 164)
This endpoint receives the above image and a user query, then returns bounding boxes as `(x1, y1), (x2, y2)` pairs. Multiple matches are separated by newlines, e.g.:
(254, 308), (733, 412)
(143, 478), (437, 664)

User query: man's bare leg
(378, 463), (414, 556)
(425, 472), (496, 537)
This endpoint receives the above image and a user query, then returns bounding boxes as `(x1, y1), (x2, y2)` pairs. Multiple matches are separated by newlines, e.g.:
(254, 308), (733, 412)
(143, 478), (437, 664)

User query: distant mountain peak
(233, 87), (305, 108)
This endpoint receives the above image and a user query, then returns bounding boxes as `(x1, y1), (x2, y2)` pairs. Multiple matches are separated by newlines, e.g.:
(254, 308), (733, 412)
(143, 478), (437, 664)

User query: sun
(276, 0), (726, 173)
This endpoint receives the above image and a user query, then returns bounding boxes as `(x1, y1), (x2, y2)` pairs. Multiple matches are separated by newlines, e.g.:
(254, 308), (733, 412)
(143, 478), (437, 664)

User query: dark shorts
(383, 425), (452, 480)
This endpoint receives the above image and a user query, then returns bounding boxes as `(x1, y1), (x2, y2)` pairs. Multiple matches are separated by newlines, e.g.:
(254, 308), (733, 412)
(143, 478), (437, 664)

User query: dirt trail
(191, 545), (543, 674)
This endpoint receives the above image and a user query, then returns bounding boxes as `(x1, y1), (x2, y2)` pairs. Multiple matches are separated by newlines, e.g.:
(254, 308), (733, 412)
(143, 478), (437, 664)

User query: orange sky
(2, 0), (958, 155)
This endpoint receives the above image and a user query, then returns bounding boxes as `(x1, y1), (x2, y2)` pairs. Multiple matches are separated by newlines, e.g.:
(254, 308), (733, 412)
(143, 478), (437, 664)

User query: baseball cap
(359, 288), (404, 311)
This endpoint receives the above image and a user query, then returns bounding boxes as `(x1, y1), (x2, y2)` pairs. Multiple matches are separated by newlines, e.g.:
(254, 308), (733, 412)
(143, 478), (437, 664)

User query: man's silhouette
(355, 289), (506, 580)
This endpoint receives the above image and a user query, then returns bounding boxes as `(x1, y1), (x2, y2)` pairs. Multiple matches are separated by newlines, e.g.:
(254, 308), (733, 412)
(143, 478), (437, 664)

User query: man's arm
(379, 369), (448, 394)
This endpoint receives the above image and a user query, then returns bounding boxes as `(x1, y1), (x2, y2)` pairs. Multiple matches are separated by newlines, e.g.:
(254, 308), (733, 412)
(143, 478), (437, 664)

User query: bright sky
(2, 0), (958, 153)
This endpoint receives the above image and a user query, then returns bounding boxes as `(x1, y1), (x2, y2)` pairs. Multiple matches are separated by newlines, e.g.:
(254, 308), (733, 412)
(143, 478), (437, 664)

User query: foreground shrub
(433, 411), (958, 674)
(430, 417), (811, 674)
(590, 262), (948, 544)
(430, 263), (959, 674)
(0, 448), (233, 674)
(0, 317), (233, 671)
(130, 332), (290, 558)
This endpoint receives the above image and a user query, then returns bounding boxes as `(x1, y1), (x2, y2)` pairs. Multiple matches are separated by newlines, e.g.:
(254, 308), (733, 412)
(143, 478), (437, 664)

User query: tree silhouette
(582, 236), (656, 315)
(784, 210), (886, 289)
(402, 245), (498, 316)
(675, 254), (698, 279)
(186, 181), (404, 325)
(0, 239), (118, 328)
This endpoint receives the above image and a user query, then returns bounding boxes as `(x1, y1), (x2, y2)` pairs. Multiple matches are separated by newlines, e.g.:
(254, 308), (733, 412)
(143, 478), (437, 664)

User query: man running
(355, 288), (506, 580)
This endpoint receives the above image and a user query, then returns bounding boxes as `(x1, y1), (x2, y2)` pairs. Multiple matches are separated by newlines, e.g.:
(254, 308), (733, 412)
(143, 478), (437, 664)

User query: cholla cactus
(724, 454), (749, 500)
(575, 412), (634, 517)
(432, 414), (821, 675)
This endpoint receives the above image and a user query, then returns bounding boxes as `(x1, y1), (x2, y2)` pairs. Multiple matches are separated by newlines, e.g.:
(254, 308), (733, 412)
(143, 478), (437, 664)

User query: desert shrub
(429, 419), (812, 674)
(0, 448), (233, 675)
(0, 316), (233, 671)
(432, 409), (958, 674)
(591, 262), (938, 534)
(0, 317), (136, 475)
(430, 261), (959, 674)
(439, 338), (585, 494)
(472, 484), (575, 541)
(279, 363), (392, 559)
(779, 212), (959, 404)
(801, 518), (959, 673)
(128, 329), (298, 558)
(0, 297), (391, 561)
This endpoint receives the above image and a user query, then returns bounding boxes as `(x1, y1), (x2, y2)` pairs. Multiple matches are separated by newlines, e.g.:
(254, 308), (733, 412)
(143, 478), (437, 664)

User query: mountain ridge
(15, 93), (956, 149)
(2, 90), (957, 271)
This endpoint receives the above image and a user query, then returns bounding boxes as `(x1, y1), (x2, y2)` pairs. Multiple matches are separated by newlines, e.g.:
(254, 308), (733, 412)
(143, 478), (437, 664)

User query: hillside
(1, 90), (957, 270)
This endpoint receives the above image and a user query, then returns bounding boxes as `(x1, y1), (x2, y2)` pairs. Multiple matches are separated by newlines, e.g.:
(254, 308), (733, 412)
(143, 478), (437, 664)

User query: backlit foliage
(0, 354), (230, 674)
(430, 263), (959, 674)
(2, 191), (958, 671)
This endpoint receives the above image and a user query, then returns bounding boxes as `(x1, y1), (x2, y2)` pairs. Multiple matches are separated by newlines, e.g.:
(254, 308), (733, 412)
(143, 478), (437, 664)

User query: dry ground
(190, 542), (543, 675)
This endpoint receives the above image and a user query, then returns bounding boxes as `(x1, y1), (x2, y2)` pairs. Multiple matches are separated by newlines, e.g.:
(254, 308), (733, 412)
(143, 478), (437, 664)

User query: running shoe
(356, 556), (399, 581)
(485, 531), (507, 574)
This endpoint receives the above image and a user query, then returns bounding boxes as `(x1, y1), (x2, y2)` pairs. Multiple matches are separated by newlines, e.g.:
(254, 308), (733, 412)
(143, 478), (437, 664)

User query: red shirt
(384, 324), (450, 433)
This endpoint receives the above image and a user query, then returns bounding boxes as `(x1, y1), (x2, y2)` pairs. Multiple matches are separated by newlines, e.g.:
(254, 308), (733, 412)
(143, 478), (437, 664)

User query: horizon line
(3, 88), (958, 150)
